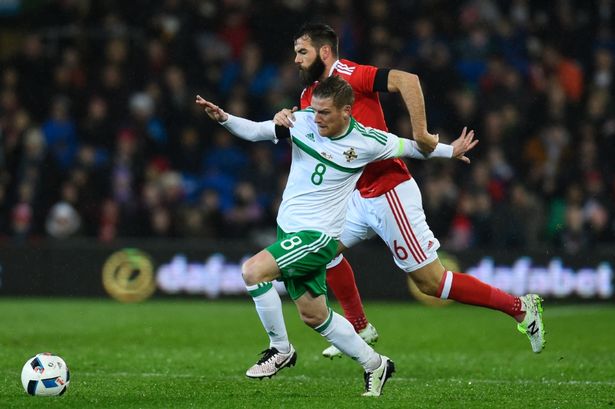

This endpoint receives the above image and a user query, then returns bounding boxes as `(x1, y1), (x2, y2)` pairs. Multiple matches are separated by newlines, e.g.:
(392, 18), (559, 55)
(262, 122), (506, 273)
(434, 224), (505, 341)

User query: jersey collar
(328, 60), (340, 78)
(330, 116), (356, 140)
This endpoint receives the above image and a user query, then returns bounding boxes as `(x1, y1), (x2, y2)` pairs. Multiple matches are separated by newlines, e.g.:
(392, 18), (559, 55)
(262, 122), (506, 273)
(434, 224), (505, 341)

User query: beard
(299, 55), (326, 86)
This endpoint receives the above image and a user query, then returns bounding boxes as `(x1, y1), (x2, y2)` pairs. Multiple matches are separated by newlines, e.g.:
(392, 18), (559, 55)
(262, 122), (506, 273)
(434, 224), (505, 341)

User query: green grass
(0, 298), (614, 408)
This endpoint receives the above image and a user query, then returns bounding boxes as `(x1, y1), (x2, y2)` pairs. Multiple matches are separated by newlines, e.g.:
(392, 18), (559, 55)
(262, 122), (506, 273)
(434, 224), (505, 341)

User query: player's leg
(382, 179), (545, 352)
(322, 190), (380, 358)
(243, 247), (293, 379)
(270, 229), (393, 395)
(246, 228), (341, 378)
(409, 259), (545, 353)
(377, 179), (520, 315)
(409, 258), (522, 315)
(295, 292), (378, 368)
(325, 255), (370, 334)
(294, 292), (394, 397)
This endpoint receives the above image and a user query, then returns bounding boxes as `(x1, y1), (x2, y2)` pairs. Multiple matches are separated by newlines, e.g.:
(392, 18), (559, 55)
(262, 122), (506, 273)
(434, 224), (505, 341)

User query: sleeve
(219, 115), (277, 142)
(346, 63), (379, 94)
(372, 130), (454, 161)
(369, 130), (403, 161)
(397, 139), (454, 159)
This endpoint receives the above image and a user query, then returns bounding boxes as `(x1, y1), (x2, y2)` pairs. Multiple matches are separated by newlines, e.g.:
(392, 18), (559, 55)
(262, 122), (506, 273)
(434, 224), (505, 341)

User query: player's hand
(195, 95), (228, 122)
(415, 132), (439, 153)
(273, 107), (298, 128)
(451, 127), (478, 164)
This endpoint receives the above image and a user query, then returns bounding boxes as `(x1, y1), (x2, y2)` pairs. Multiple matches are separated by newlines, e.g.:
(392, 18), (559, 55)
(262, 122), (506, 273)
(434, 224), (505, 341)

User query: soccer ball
(21, 353), (70, 396)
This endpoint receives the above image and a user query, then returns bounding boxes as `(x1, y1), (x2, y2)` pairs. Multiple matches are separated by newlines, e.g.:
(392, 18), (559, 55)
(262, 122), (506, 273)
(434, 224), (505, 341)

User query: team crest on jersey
(320, 151), (333, 160)
(305, 133), (315, 141)
(343, 147), (358, 162)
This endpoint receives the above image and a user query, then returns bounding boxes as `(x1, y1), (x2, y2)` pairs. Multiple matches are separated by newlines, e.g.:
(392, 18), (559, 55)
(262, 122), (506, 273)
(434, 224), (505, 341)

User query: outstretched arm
(399, 127), (477, 163)
(387, 70), (439, 153)
(195, 95), (278, 142)
(196, 95), (229, 122)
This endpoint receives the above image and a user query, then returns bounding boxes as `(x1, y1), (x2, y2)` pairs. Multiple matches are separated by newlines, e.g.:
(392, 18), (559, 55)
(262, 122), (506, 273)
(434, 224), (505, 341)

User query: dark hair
(312, 76), (354, 108)
(294, 22), (339, 56)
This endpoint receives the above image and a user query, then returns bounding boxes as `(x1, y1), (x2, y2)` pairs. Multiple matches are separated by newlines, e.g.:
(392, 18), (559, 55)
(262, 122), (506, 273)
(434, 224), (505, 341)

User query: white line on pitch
(388, 377), (615, 386)
(75, 372), (615, 385)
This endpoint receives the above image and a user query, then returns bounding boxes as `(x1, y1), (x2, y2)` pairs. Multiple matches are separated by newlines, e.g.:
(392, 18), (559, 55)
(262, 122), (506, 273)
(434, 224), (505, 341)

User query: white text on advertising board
(156, 254), (287, 297)
(468, 257), (613, 298)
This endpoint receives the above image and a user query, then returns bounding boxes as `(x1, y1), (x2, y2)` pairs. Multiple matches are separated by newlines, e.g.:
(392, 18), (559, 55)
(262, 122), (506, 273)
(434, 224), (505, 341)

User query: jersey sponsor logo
(306, 133), (315, 141)
(343, 147), (358, 162)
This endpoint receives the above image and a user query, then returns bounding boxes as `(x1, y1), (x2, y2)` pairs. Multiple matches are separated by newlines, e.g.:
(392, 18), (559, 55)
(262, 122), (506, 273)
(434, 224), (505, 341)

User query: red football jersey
(300, 59), (411, 197)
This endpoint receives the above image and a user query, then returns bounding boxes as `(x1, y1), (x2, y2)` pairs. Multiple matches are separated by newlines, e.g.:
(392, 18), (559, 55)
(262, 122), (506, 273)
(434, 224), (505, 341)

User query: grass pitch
(0, 298), (613, 408)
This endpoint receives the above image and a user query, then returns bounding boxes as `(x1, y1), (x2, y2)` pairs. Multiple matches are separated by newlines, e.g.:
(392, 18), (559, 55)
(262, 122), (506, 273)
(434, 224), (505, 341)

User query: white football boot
(362, 355), (395, 397)
(517, 294), (546, 353)
(245, 344), (297, 379)
(322, 323), (379, 359)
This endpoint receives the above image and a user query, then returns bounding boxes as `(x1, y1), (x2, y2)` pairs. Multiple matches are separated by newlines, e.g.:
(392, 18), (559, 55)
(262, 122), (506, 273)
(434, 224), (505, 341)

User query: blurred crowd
(0, 0), (614, 254)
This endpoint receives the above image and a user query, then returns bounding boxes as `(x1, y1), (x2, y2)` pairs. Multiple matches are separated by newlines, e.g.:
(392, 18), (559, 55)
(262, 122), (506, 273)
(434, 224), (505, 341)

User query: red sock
(437, 271), (522, 318)
(326, 257), (368, 332)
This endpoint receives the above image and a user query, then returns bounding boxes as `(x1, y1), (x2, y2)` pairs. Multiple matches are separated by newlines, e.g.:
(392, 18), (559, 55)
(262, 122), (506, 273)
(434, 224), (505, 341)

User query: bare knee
(412, 273), (441, 296)
(409, 260), (446, 296)
(241, 258), (260, 286)
(241, 250), (279, 286)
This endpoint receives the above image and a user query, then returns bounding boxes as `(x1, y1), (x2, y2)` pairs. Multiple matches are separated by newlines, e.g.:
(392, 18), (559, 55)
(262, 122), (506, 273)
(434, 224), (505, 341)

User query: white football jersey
(275, 109), (401, 238)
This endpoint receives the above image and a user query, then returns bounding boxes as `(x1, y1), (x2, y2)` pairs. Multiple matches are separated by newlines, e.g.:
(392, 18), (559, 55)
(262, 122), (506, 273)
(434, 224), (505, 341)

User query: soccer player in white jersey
(196, 76), (477, 396)
(274, 23), (546, 359)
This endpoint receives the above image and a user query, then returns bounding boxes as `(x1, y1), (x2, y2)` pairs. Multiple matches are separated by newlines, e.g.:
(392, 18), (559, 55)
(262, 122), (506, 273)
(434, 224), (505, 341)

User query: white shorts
(339, 178), (439, 272)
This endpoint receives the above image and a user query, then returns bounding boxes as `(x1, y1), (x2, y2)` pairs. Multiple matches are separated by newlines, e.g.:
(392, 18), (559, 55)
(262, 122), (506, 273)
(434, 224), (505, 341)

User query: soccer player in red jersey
(274, 23), (545, 358)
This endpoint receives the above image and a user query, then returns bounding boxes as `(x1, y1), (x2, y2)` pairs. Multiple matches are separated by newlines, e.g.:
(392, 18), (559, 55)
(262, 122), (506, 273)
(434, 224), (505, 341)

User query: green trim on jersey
(330, 116), (357, 140)
(266, 226), (338, 301)
(291, 137), (362, 173)
(354, 122), (388, 145)
(298, 107), (315, 113)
